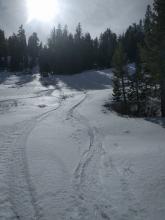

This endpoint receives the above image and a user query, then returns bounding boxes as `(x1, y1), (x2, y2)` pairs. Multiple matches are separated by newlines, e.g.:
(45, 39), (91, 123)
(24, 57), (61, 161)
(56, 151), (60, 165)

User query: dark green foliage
(112, 77), (122, 102)
(0, 29), (7, 69)
(111, 1), (165, 117)
(0, 25), (41, 72)
(98, 29), (117, 68)
(140, 0), (165, 116)
(39, 23), (117, 75)
(8, 25), (28, 71)
(153, 0), (165, 116)
(0, 23), (118, 76)
(17, 25), (28, 70)
(28, 32), (39, 68)
(8, 34), (20, 71)
(93, 37), (99, 68)
(121, 21), (144, 63)
(39, 46), (51, 76)
(112, 42), (128, 106)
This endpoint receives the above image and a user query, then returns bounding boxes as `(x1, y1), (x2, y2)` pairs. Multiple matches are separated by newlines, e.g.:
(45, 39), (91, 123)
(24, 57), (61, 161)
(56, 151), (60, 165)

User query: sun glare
(27, 0), (60, 23)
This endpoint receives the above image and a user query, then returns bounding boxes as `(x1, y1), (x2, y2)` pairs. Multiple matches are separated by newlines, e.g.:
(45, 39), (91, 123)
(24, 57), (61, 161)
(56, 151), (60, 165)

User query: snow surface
(0, 69), (165, 220)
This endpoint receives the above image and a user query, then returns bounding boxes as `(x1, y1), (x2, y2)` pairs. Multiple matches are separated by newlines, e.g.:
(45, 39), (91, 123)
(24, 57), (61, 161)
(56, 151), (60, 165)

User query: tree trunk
(121, 74), (127, 106)
(160, 79), (165, 117)
(135, 77), (140, 114)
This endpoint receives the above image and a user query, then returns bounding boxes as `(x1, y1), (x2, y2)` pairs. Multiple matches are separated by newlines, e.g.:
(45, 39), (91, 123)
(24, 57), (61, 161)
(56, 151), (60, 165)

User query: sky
(0, 0), (153, 42)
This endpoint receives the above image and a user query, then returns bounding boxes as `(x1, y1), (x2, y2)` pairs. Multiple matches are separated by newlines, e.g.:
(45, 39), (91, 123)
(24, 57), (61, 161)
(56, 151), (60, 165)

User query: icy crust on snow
(0, 70), (165, 220)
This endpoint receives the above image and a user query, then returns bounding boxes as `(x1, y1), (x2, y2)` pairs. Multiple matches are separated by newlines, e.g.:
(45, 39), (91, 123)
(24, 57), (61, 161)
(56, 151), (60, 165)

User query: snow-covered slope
(0, 70), (165, 220)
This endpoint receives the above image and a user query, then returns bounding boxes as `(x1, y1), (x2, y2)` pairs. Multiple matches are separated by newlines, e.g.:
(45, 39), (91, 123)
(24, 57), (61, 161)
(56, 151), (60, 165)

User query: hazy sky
(0, 0), (153, 42)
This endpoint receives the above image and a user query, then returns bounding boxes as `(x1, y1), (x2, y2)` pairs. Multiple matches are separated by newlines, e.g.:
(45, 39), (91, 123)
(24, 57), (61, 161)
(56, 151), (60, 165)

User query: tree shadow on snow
(0, 71), (11, 84)
(15, 73), (35, 87)
(145, 117), (165, 128)
(0, 71), (36, 87)
(40, 70), (113, 91)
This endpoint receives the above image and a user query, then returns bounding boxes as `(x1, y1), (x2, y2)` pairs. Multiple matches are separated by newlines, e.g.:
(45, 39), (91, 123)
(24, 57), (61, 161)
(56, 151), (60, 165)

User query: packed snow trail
(66, 93), (143, 220)
(0, 73), (63, 219)
(27, 92), (144, 220)
(9, 101), (65, 220)
(0, 70), (165, 220)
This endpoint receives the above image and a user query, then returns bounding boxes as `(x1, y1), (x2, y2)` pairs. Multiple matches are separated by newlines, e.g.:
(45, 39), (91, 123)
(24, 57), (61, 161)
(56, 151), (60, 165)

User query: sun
(27, 0), (60, 23)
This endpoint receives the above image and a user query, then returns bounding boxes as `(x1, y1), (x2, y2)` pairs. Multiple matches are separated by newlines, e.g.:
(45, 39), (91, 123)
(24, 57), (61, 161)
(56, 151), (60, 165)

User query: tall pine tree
(153, 0), (165, 116)
(112, 42), (128, 106)
(28, 32), (39, 68)
(0, 29), (7, 69)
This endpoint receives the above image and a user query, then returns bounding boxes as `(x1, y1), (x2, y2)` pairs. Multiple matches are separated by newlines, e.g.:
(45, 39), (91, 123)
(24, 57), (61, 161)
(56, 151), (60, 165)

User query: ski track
(0, 88), (57, 105)
(0, 87), (64, 220)
(66, 93), (145, 220)
(0, 78), (150, 219)
(1, 71), (164, 220)
(0, 88), (145, 220)
(66, 93), (112, 219)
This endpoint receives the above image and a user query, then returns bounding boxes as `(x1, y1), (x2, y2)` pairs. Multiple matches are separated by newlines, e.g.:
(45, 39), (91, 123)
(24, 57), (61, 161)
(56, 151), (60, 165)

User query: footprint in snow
(38, 104), (47, 108)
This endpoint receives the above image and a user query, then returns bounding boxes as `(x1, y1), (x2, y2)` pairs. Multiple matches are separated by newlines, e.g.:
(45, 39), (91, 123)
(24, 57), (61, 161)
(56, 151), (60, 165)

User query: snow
(0, 69), (165, 220)
(127, 63), (136, 76)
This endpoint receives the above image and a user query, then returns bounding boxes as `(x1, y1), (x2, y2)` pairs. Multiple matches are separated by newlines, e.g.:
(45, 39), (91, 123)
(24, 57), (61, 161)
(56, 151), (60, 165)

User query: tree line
(112, 0), (165, 117)
(0, 25), (40, 71)
(0, 23), (117, 74)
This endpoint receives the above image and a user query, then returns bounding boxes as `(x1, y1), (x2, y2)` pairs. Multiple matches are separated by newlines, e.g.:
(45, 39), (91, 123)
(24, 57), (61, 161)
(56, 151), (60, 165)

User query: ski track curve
(0, 88), (57, 104)
(0, 87), (146, 220)
(66, 93), (113, 220)
(66, 92), (145, 220)
(0, 88), (64, 220)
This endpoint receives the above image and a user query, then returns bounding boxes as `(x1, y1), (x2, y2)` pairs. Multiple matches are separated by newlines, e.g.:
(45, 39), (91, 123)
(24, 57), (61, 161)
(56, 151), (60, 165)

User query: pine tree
(153, 0), (165, 116)
(141, 1), (165, 116)
(8, 26), (28, 71)
(98, 29), (117, 68)
(93, 37), (99, 68)
(83, 33), (94, 70)
(74, 23), (83, 73)
(127, 52), (147, 115)
(122, 21), (144, 63)
(75, 23), (82, 41)
(17, 25), (28, 70)
(28, 32), (39, 68)
(8, 34), (20, 71)
(141, 4), (157, 81)
(112, 77), (122, 102)
(112, 42), (128, 106)
(0, 29), (7, 69)
(39, 45), (51, 76)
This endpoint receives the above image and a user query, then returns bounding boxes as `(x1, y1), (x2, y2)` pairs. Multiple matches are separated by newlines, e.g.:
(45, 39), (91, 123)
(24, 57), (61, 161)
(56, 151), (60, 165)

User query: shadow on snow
(40, 70), (113, 91)
(145, 117), (165, 128)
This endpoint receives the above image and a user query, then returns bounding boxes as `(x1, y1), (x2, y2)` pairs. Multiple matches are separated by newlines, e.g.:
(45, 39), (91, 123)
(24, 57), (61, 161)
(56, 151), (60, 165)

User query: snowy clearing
(0, 69), (165, 220)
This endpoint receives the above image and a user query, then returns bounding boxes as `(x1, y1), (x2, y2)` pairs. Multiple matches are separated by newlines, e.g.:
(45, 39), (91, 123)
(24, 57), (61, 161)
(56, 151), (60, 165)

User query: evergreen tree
(17, 25), (28, 70)
(93, 37), (99, 68)
(122, 21), (144, 63)
(39, 45), (51, 76)
(153, 0), (165, 116)
(28, 32), (39, 68)
(8, 26), (28, 71)
(8, 34), (20, 71)
(74, 23), (83, 73)
(112, 42), (128, 106)
(141, 2), (165, 116)
(0, 29), (7, 69)
(99, 29), (117, 68)
(75, 23), (82, 41)
(83, 33), (94, 70)
(127, 52), (148, 115)
(112, 77), (122, 102)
